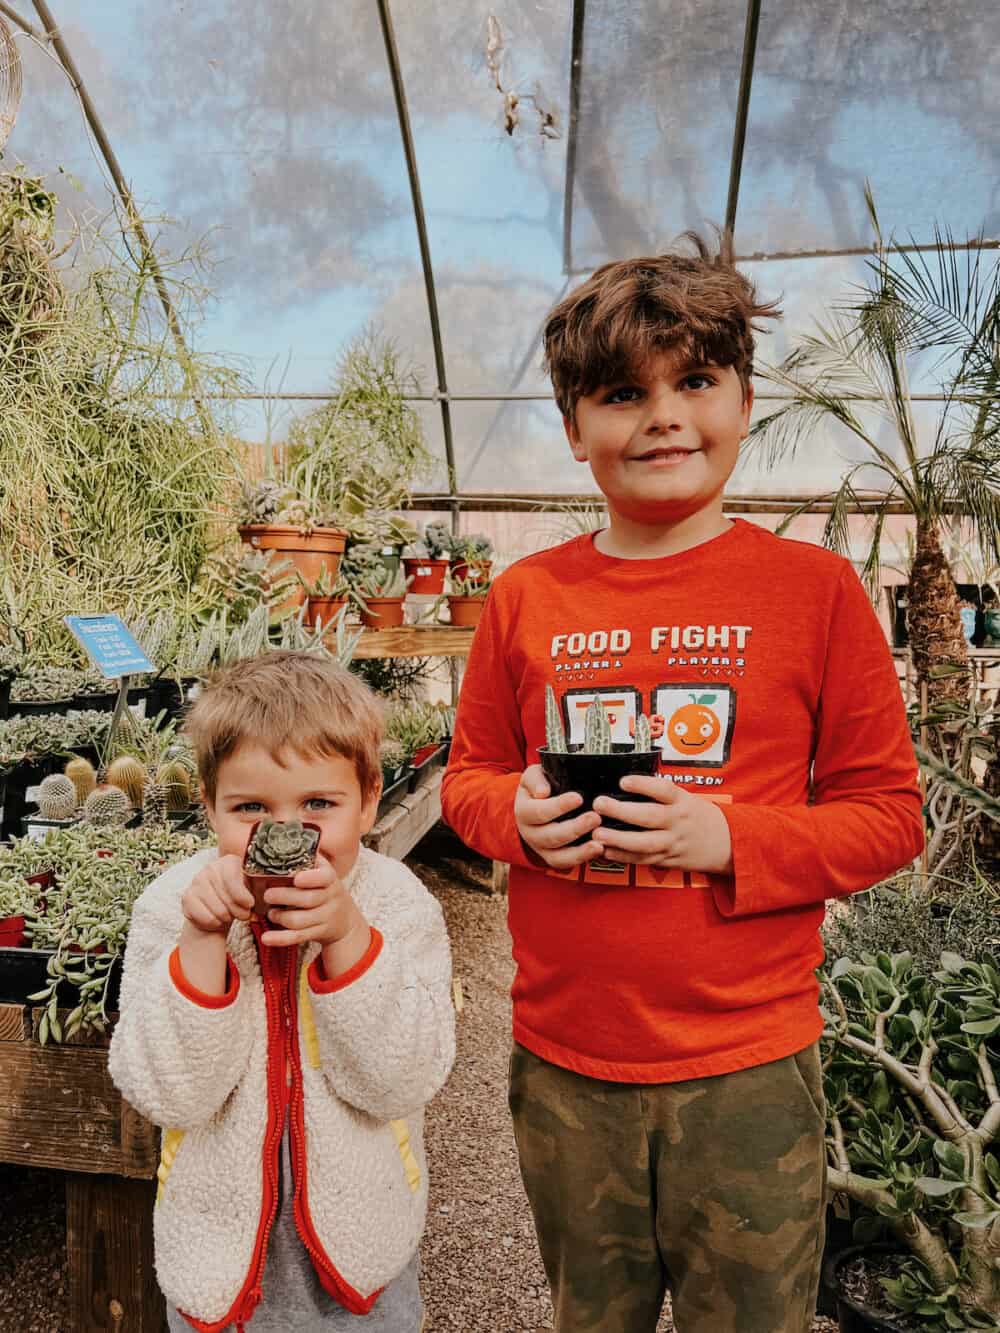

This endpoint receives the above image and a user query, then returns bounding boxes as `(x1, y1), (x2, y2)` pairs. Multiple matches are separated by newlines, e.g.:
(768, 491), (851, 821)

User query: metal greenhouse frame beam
(724, 0), (762, 241)
(376, 0), (459, 529)
(562, 0), (586, 274)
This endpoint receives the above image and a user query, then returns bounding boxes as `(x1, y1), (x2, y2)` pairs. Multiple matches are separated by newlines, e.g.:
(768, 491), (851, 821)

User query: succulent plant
(582, 698), (612, 755)
(544, 684), (567, 752)
(244, 819), (319, 876)
(36, 773), (78, 821)
(65, 755), (97, 804)
(450, 533), (493, 562)
(142, 780), (168, 826)
(81, 785), (131, 827)
(106, 755), (148, 808)
(236, 477), (283, 525)
(155, 760), (191, 812)
(634, 713), (652, 752)
(422, 522), (452, 559)
(380, 738), (407, 779)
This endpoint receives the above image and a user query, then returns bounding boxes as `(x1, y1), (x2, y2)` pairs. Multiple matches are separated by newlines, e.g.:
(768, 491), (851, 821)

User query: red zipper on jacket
(178, 923), (286, 1333)
(288, 948), (382, 1315)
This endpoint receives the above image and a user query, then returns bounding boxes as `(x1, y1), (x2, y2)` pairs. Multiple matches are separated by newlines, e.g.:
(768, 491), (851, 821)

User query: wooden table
(351, 624), (475, 659)
(0, 779), (444, 1331)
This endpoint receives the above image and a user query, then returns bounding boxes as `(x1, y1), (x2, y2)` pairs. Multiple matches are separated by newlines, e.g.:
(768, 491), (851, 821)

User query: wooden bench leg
(65, 1173), (166, 1332)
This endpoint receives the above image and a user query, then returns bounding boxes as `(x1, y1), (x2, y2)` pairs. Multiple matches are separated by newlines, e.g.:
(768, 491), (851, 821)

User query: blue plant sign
(64, 615), (155, 679)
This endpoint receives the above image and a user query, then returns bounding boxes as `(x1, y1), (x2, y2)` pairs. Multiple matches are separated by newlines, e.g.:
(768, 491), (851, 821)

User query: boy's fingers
(264, 886), (328, 908)
(534, 809), (601, 849)
(543, 840), (606, 870)
(293, 864), (338, 889)
(520, 790), (584, 826)
(519, 765), (551, 800)
(591, 795), (665, 828)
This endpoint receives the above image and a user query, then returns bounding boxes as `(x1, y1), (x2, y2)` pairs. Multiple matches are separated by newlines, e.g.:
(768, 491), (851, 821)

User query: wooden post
(65, 1172), (165, 1332)
(491, 860), (510, 895)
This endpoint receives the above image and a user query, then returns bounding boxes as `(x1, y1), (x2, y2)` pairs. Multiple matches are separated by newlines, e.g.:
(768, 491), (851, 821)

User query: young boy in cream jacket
(109, 651), (454, 1332)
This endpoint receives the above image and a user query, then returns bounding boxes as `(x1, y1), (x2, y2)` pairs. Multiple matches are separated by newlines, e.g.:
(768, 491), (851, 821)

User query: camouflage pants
(509, 1042), (827, 1333)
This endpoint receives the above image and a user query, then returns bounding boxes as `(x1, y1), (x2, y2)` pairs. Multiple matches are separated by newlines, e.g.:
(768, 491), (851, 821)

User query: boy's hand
(181, 855), (254, 935)
(261, 855), (369, 953)
(514, 765), (605, 870)
(592, 776), (733, 873)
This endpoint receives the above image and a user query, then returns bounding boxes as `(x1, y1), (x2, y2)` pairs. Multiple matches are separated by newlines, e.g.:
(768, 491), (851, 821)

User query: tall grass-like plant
(0, 169), (241, 663)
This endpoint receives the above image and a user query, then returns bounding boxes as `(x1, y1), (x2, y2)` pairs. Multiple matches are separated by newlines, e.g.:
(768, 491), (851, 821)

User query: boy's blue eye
(234, 801), (265, 813)
(305, 798), (334, 810)
(604, 386), (641, 404)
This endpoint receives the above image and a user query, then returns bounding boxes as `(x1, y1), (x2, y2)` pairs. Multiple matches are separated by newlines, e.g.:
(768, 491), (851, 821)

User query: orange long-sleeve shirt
(441, 520), (924, 1083)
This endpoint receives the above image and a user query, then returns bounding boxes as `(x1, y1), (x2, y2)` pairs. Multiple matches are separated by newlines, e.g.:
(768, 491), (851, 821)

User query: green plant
(582, 697), (612, 755)
(198, 545), (299, 625)
(18, 823), (206, 1041)
(0, 874), (35, 918)
(821, 949), (1000, 1327)
(156, 760), (192, 812)
(297, 564), (350, 600)
(545, 684), (567, 752)
(244, 819), (319, 875)
(106, 755), (147, 808)
(384, 701), (448, 761)
(81, 786), (131, 827)
(449, 534), (493, 563)
(446, 572), (492, 598)
(421, 523), (452, 559)
(64, 755), (97, 805)
(748, 188), (1000, 715)
(380, 738), (408, 782)
(36, 773), (78, 821)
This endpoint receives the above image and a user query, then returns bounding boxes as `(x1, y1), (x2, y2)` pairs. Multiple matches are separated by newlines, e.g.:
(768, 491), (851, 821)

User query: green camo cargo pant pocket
(509, 1042), (827, 1333)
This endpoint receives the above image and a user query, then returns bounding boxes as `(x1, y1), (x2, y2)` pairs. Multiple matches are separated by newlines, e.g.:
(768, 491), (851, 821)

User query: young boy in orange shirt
(442, 235), (924, 1333)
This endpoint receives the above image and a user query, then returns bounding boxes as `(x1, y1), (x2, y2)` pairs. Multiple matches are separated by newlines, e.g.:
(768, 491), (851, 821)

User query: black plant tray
(0, 945), (122, 1009)
(377, 771), (412, 821)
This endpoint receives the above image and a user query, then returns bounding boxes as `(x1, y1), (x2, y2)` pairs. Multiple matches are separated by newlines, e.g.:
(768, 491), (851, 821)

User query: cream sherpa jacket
(108, 845), (454, 1332)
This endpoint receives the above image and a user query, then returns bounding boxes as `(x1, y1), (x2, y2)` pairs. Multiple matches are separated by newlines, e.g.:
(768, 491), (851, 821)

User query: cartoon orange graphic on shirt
(667, 695), (721, 755)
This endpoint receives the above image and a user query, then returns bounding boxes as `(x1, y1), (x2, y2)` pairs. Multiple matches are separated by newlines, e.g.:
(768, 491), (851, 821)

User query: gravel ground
(0, 829), (837, 1333)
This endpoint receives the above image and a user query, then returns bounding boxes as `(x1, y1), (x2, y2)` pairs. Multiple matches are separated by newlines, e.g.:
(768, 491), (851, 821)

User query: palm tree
(746, 191), (1000, 717)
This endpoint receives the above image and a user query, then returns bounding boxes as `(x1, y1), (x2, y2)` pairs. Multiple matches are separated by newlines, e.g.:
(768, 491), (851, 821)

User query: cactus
(106, 755), (148, 808)
(155, 761), (191, 812)
(634, 713), (651, 752)
(65, 755), (97, 805)
(544, 684), (567, 752)
(245, 819), (319, 876)
(82, 785), (131, 827)
(37, 773), (78, 821)
(142, 781), (169, 826)
(582, 698), (612, 755)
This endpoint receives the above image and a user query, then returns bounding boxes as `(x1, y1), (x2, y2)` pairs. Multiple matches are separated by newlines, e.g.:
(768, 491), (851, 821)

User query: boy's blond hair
(185, 651), (383, 803)
(543, 230), (782, 421)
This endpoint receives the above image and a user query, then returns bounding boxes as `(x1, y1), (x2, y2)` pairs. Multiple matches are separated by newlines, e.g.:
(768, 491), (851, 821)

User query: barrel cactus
(544, 684), (567, 752)
(64, 755), (97, 805)
(155, 760), (191, 812)
(37, 773), (78, 821)
(82, 785), (131, 827)
(106, 755), (148, 808)
(245, 819), (319, 876)
(582, 698), (612, 754)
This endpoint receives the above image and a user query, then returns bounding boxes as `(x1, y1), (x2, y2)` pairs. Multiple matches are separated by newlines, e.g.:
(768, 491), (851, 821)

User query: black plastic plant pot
(0, 676), (9, 719)
(538, 746), (660, 833)
(822, 1244), (916, 1333)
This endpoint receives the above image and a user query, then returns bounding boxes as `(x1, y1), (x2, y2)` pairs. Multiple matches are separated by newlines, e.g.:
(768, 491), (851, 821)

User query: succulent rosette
(244, 819), (319, 876)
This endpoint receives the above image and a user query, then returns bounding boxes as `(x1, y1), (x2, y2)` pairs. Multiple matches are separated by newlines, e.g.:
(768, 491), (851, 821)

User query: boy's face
(563, 349), (753, 528)
(205, 743), (379, 880)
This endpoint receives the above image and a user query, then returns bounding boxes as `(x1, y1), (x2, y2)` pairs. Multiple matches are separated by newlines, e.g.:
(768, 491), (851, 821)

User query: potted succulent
(384, 702), (449, 791)
(377, 738), (411, 820)
(0, 873), (35, 948)
(820, 948), (1000, 1331)
(448, 533), (493, 585)
(342, 551), (412, 628)
(443, 571), (491, 628)
(242, 818), (320, 921)
(538, 686), (660, 836)
(298, 566), (351, 629)
(403, 522), (452, 595)
(235, 478), (348, 599)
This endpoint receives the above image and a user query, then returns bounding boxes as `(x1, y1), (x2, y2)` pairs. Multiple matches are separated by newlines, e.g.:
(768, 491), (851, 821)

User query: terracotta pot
(447, 595), (484, 627)
(303, 596), (348, 629)
(0, 914), (26, 948)
(403, 557), (449, 595)
(360, 597), (406, 628)
(238, 524), (348, 604)
(449, 558), (492, 585)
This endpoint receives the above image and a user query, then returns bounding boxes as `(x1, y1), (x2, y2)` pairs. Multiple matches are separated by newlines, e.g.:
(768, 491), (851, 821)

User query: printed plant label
(560, 686), (644, 748)
(652, 684), (736, 767)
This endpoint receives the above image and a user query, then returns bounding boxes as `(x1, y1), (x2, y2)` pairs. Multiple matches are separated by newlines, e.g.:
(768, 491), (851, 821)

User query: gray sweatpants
(165, 1131), (423, 1332)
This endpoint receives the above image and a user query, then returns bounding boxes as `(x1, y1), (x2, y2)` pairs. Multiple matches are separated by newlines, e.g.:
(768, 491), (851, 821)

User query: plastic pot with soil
(360, 597), (406, 628)
(823, 1244), (928, 1333)
(403, 557), (449, 595)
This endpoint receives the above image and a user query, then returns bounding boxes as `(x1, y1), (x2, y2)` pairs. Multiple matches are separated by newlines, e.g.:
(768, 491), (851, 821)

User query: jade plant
(244, 819), (319, 877)
(821, 949), (1000, 1328)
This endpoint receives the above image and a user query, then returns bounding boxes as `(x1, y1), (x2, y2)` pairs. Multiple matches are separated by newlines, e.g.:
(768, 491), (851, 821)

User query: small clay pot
(447, 595), (484, 627)
(303, 596), (348, 629)
(0, 914), (26, 948)
(360, 597), (406, 628)
(538, 746), (660, 838)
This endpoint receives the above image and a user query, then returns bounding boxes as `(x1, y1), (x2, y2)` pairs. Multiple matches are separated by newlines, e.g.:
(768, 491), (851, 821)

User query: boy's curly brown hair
(543, 230), (782, 421)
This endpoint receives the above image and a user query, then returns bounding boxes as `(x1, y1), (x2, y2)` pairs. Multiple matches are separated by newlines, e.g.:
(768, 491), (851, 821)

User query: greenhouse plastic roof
(7, 0), (1000, 498)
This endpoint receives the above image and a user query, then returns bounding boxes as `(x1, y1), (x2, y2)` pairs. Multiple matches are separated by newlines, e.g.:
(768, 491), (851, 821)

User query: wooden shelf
(351, 624), (475, 659)
(364, 768), (443, 861)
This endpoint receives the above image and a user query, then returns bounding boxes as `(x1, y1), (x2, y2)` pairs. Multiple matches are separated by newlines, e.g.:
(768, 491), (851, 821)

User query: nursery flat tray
(0, 946), (122, 1009)
(408, 742), (448, 792)
(365, 767), (442, 861)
